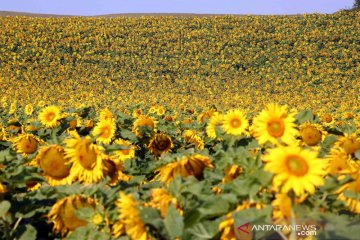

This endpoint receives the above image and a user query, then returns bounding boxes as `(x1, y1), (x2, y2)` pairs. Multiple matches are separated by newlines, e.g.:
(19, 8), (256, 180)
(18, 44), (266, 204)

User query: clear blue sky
(0, 0), (354, 16)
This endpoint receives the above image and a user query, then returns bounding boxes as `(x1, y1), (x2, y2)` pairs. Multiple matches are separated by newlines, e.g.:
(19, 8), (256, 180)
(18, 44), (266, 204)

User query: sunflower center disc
(286, 155), (309, 176)
(230, 119), (241, 128)
(267, 119), (285, 138)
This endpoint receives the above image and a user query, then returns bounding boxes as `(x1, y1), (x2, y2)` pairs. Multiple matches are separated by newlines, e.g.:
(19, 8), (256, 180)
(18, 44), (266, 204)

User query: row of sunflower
(0, 102), (359, 239)
(0, 11), (359, 114)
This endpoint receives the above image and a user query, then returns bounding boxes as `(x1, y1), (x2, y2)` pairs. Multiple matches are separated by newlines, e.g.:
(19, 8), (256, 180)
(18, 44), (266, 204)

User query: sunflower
(334, 134), (360, 155)
(183, 130), (204, 149)
(9, 101), (17, 115)
(47, 195), (96, 236)
(327, 147), (358, 176)
(206, 112), (223, 139)
(272, 193), (292, 224)
(222, 165), (243, 183)
(132, 115), (157, 137)
(38, 105), (61, 128)
(263, 146), (328, 196)
(103, 158), (132, 186)
(13, 133), (41, 156)
(299, 122), (325, 146)
(24, 104), (34, 115)
(92, 119), (116, 144)
(114, 192), (148, 240)
(148, 133), (173, 157)
(252, 103), (298, 145)
(156, 154), (213, 184)
(99, 107), (114, 122)
(0, 127), (7, 141)
(112, 139), (136, 162)
(222, 109), (249, 136)
(64, 131), (107, 183)
(147, 188), (182, 217)
(321, 113), (334, 126)
(35, 145), (71, 186)
(337, 174), (360, 214)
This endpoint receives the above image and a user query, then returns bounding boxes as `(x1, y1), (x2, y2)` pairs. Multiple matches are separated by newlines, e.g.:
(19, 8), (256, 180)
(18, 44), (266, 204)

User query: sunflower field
(0, 10), (360, 240)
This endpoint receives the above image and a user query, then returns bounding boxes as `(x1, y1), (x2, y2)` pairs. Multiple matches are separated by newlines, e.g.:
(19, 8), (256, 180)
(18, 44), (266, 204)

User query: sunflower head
(299, 122), (325, 146)
(92, 119), (116, 144)
(252, 103), (298, 145)
(24, 104), (34, 115)
(13, 133), (40, 155)
(148, 133), (173, 157)
(36, 145), (71, 186)
(99, 108), (114, 122)
(321, 113), (334, 125)
(156, 154), (213, 184)
(335, 135), (360, 155)
(48, 195), (96, 236)
(38, 105), (61, 128)
(337, 175), (360, 214)
(112, 139), (136, 162)
(132, 115), (157, 137)
(222, 109), (249, 136)
(264, 146), (328, 196)
(206, 112), (223, 139)
(65, 131), (106, 183)
(147, 188), (181, 217)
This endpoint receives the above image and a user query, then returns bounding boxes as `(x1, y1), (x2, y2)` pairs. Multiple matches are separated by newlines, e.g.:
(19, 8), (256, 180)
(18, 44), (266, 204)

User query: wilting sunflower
(156, 154), (213, 184)
(114, 192), (148, 240)
(92, 119), (116, 144)
(148, 133), (173, 157)
(337, 174), (360, 214)
(64, 131), (107, 183)
(334, 134), (360, 155)
(112, 139), (136, 162)
(38, 105), (61, 128)
(13, 133), (41, 156)
(48, 195), (96, 236)
(252, 103), (298, 145)
(206, 112), (223, 139)
(222, 109), (249, 136)
(147, 188), (182, 217)
(35, 145), (71, 186)
(24, 104), (34, 115)
(299, 122), (325, 146)
(264, 146), (328, 196)
(183, 130), (204, 150)
(132, 115), (157, 137)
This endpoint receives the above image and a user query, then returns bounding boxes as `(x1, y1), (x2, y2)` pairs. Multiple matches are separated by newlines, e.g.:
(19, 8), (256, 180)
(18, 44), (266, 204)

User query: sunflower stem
(276, 229), (288, 240)
(11, 216), (22, 233)
(290, 207), (297, 240)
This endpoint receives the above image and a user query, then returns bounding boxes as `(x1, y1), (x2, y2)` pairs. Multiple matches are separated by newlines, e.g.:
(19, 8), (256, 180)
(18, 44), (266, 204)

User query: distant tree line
(354, 0), (360, 8)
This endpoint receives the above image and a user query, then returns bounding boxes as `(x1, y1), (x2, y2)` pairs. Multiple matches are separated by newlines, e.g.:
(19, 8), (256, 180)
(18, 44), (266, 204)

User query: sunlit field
(0, 11), (360, 240)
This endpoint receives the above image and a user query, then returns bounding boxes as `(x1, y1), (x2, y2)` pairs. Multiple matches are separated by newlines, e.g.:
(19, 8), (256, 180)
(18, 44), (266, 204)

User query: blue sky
(0, 0), (354, 15)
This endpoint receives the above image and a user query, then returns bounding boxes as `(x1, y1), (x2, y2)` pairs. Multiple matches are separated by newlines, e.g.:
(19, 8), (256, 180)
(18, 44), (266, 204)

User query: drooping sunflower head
(148, 133), (173, 157)
(103, 158), (131, 186)
(264, 146), (328, 196)
(38, 105), (61, 128)
(222, 165), (243, 183)
(92, 119), (116, 144)
(48, 195), (96, 236)
(111, 138), (136, 163)
(326, 147), (358, 176)
(252, 103), (298, 145)
(36, 145), (71, 186)
(13, 133), (41, 156)
(334, 134), (360, 155)
(299, 122), (325, 146)
(222, 109), (249, 136)
(147, 188), (181, 217)
(132, 115), (157, 137)
(156, 154), (213, 184)
(64, 131), (106, 183)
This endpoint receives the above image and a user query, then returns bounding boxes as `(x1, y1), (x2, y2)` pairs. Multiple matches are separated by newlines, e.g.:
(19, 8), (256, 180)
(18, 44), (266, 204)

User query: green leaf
(164, 204), (184, 239)
(343, 190), (360, 200)
(198, 198), (230, 218)
(120, 129), (137, 142)
(0, 200), (11, 218)
(187, 220), (219, 240)
(17, 224), (37, 240)
(76, 207), (95, 221)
